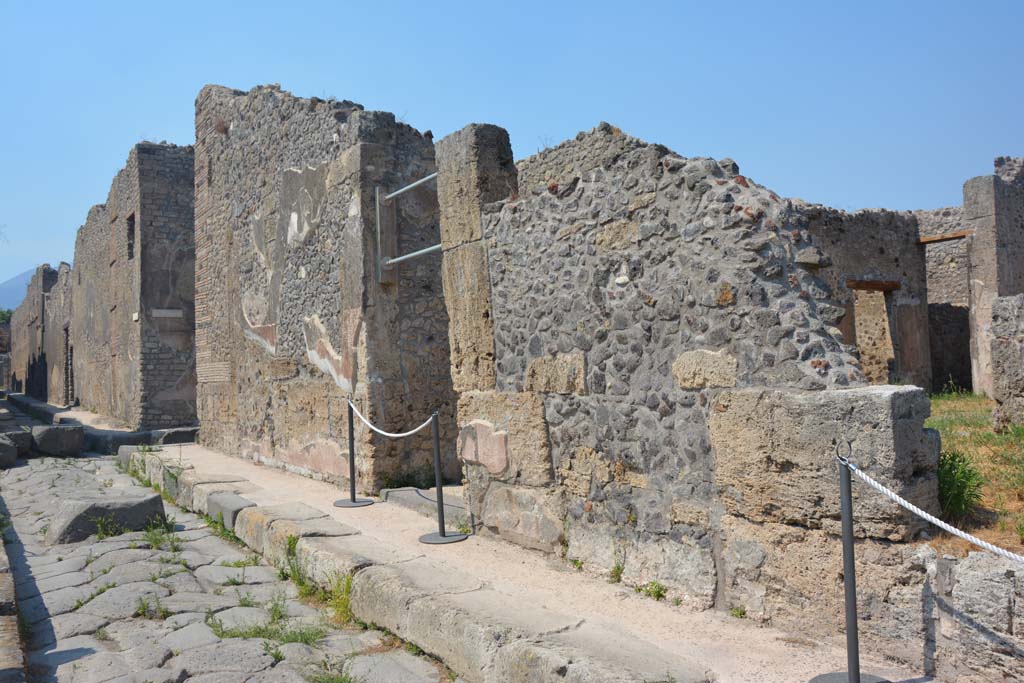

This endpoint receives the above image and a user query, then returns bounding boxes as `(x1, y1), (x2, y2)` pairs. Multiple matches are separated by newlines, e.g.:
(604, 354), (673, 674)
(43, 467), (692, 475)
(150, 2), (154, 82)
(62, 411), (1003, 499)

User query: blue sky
(0, 0), (1021, 283)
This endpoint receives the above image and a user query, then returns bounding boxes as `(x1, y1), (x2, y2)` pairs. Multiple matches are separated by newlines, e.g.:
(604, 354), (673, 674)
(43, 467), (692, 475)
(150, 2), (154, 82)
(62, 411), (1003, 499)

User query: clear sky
(0, 0), (1021, 283)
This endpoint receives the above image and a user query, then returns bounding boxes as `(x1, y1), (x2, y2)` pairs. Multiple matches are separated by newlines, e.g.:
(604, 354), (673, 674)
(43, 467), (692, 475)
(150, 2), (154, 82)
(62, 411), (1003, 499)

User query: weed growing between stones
(307, 662), (357, 683)
(133, 595), (171, 620)
(328, 574), (354, 625)
(200, 512), (244, 546)
(609, 562), (624, 584)
(267, 592), (288, 623)
(143, 515), (180, 551)
(221, 554), (261, 568)
(74, 583), (116, 610)
(570, 559), (583, 571)
(262, 641), (284, 664)
(729, 606), (747, 619)
(636, 580), (667, 601)
(94, 627), (110, 641)
(237, 590), (256, 608)
(206, 610), (326, 645)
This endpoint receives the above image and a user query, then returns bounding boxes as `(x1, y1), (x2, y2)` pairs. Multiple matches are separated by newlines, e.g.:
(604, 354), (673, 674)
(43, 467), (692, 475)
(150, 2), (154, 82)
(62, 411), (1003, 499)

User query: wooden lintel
(918, 229), (972, 245)
(846, 279), (901, 292)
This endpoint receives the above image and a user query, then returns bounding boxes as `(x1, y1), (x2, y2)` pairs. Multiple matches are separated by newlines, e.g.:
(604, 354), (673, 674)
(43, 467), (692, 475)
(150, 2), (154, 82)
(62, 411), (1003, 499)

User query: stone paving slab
(0, 455), (454, 683)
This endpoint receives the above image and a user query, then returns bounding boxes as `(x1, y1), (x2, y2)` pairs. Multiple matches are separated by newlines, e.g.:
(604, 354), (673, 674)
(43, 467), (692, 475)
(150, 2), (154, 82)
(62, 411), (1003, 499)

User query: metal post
(334, 401), (373, 508)
(419, 412), (467, 545)
(839, 461), (861, 683)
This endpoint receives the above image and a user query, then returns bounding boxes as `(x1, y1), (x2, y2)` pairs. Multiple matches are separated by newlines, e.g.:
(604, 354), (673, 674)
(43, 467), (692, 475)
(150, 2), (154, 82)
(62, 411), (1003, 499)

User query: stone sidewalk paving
(1, 456), (453, 683)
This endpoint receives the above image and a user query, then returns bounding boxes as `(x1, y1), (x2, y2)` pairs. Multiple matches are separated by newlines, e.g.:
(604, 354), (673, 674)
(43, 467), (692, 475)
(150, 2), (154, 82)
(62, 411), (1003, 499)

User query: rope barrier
(839, 456), (1024, 565)
(347, 400), (434, 439)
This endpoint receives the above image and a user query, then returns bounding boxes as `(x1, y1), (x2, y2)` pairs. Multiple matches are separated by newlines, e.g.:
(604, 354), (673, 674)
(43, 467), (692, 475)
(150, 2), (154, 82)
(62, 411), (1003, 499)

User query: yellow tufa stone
(671, 349), (738, 389)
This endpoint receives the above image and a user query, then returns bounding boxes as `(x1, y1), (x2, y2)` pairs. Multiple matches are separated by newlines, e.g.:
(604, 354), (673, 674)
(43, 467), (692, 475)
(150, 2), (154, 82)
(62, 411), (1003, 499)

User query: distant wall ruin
(194, 85), (455, 490)
(9, 264), (59, 400)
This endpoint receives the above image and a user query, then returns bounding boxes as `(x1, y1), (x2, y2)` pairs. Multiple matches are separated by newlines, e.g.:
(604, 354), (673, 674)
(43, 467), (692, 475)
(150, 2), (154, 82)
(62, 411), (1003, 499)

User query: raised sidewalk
(116, 439), (920, 683)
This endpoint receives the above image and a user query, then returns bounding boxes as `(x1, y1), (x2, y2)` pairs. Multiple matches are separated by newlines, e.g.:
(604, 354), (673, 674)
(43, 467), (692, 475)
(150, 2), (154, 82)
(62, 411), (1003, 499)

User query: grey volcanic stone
(44, 492), (165, 544)
(31, 425), (84, 457)
(166, 639), (275, 675)
(206, 492), (255, 531)
(0, 435), (16, 468)
(3, 429), (32, 456)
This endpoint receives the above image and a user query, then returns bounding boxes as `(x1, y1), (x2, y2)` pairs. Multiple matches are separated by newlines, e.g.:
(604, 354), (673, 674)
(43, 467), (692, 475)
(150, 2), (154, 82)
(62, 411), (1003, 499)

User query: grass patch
(609, 562), (624, 584)
(636, 580), (667, 601)
(92, 515), (125, 540)
(200, 512), (244, 546)
(206, 614), (325, 645)
(133, 595), (170, 619)
(74, 583), (116, 610)
(143, 516), (181, 552)
(221, 554), (261, 568)
(926, 391), (1024, 555)
(729, 605), (747, 619)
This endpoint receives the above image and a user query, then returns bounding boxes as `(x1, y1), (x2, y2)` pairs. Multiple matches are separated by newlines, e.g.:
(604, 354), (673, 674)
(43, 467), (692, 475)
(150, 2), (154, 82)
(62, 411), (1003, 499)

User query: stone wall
(801, 206), (932, 389)
(9, 265), (58, 400)
(917, 207), (971, 391)
(69, 143), (196, 429)
(428, 122), (1024, 678)
(964, 158), (1024, 397)
(991, 294), (1024, 430)
(42, 264), (73, 406)
(194, 84), (455, 491)
(0, 323), (9, 354)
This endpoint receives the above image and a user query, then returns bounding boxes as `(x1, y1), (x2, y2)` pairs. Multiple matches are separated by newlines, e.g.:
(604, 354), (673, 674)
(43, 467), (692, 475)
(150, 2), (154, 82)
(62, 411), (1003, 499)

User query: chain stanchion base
(334, 499), (374, 508)
(810, 673), (889, 683)
(419, 532), (468, 545)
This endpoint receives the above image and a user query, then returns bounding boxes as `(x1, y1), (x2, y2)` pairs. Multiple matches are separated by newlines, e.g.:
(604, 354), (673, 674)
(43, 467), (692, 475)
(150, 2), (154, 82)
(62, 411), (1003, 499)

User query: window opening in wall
(126, 213), (136, 260)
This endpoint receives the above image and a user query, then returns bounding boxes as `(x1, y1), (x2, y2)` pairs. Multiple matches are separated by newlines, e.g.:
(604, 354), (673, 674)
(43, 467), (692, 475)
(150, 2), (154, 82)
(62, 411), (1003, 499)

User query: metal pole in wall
(334, 401), (373, 508)
(419, 411), (467, 545)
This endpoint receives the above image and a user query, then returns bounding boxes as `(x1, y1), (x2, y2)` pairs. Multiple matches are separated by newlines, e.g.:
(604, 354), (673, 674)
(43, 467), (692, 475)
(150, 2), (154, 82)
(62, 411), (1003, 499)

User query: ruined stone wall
(990, 294), (1024, 429)
(432, 122), (1022, 677)
(0, 323), (9, 354)
(69, 144), (196, 429)
(137, 143), (197, 428)
(10, 265), (58, 400)
(801, 206), (932, 390)
(71, 205), (113, 418)
(916, 207), (971, 391)
(965, 159), (1024, 396)
(42, 264), (73, 406)
(195, 84), (455, 491)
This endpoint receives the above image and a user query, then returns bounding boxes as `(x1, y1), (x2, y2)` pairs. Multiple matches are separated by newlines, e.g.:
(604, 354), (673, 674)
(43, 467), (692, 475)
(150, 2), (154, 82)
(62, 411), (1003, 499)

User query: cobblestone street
(2, 456), (451, 683)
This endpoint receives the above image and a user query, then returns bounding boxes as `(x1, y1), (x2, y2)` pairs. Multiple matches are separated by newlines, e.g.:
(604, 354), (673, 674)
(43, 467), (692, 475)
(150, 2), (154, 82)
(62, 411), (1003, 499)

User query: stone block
(442, 242), (496, 392)
(477, 482), (564, 553)
(0, 436), (16, 468)
(206, 492), (256, 531)
(2, 430), (31, 457)
(44, 492), (166, 544)
(709, 385), (938, 541)
(262, 517), (359, 568)
(175, 470), (248, 510)
(436, 123), (517, 249)
(30, 425), (84, 457)
(295, 535), (418, 587)
(524, 351), (588, 395)
(234, 503), (326, 559)
(671, 349), (737, 389)
(457, 390), (552, 486)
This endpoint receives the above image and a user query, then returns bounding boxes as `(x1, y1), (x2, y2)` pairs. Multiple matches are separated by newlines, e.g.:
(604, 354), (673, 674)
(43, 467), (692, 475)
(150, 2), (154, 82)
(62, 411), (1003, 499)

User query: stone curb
(4, 394), (197, 454)
(124, 449), (712, 683)
(0, 513), (26, 681)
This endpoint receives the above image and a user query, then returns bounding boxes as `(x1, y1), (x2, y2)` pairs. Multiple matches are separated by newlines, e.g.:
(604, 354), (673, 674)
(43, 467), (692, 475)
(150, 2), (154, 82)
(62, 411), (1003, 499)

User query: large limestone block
(709, 385), (938, 540)
(234, 503), (326, 559)
(524, 351), (588, 395)
(31, 425), (84, 457)
(477, 482), (564, 553)
(672, 349), (737, 389)
(44, 492), (165, 544)
(457, 391), (553, 486)
(442, 242), (496, 392)
(436, 123), (517, 248)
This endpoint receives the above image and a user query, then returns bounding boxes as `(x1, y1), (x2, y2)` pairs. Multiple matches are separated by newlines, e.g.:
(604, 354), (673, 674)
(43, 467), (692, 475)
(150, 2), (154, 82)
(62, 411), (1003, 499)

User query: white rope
(347, 400), (434, 439)
(842, 459), (1024, 565)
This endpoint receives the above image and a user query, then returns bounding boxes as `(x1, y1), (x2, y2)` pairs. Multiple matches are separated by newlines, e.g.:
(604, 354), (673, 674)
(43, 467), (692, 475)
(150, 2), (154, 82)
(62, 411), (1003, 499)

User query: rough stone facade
(917, 207), (971, 391)
(434, 122), (1020, 679)
(0, 322), (9, 392)
(9, 265), (59, 400)
(801, 206), (931, 389)
(69, 143), (196, 429)
(194, 84), (455, 491)
(990, 294), (1024, 430)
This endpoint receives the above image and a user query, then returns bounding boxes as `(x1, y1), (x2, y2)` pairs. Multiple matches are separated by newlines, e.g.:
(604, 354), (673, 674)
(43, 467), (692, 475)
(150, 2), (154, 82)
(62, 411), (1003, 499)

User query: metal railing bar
(383, 243), (442, 267)
(384, 172), (438, 201)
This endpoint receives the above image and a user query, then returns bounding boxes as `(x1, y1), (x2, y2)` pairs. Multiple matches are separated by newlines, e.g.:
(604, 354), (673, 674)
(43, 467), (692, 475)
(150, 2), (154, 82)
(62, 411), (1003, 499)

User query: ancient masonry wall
(916, 207), (971, 391)
(435, 122), (1018, 680)
(991, 294), (1024, 429)
(194, 84), (455, 491)
(964, 159), (1024, 397)
(42, 264), (73, 406)
(0, 322), (9, 392)
(69, 143), (196, 429)
(802, 206), (931, 389)
(9, 265), (58, 400)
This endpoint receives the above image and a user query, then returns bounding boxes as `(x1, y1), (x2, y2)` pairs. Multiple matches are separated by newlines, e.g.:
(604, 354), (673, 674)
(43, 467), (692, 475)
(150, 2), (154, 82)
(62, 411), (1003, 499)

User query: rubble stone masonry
(194, 84), (455, 491)
(9, 265), (58, 400)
